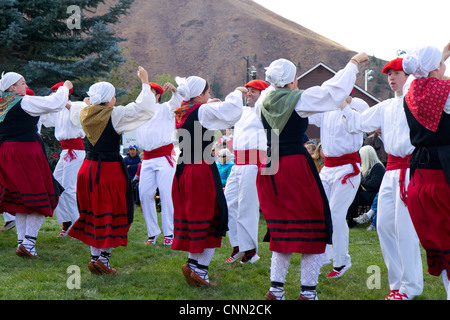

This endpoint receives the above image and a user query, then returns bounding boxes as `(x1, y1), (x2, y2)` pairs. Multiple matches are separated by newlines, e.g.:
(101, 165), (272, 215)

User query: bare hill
(107, 0), (390, 99)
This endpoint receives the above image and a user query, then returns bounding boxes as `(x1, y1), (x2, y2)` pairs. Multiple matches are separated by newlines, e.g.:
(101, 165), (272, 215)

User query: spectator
(216, 148), (234, 188)
(124, 145), (141, 180)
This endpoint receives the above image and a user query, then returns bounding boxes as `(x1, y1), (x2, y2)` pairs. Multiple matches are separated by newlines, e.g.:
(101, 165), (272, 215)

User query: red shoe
(327, 264), (351, 278)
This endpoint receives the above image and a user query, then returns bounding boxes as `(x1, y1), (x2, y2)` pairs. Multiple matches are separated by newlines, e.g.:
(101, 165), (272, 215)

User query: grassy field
(0, 206), (446, 301)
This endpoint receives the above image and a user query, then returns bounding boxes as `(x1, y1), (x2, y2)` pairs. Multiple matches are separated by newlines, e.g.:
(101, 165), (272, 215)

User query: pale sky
(254, 0), (450, 76)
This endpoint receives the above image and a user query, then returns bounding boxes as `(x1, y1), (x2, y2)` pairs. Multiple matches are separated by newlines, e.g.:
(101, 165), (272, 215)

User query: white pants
(224, 164), (260, 252)
(320, 164), (360, 268)
(53, 149), (85, 224)
(377, 169), (423, 297)
(139, 156), (176, 238)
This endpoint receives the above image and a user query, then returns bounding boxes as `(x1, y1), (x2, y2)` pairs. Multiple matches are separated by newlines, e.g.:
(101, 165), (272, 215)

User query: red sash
(143, 143), (175, 167)
(60, 137), (84, 162)
(234, 149), (266, 167)
(386, 154), (411, 206)
(324, 152), (361, 186)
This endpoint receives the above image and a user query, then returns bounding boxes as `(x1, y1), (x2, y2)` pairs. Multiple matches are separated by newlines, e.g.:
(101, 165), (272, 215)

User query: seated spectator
(347, 145), (385, 226)
(216, 148), (234, 188)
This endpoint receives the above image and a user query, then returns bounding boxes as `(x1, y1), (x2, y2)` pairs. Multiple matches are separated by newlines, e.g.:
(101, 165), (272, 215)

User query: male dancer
(224, 79), (269, 264)
(41, 82), (85, 237)
(342, 57), (423, 300)
(136, 82), (182, 245)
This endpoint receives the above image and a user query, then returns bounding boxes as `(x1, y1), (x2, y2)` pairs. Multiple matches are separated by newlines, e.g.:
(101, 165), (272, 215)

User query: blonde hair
(359, 145), (383, 177)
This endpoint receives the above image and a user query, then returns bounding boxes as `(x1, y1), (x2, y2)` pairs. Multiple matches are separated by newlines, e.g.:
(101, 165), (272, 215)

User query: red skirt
(257, 154), (328, 254)
(407, 169), (450, 279)
(68, 159), (130, 248)
(0, 141), (58, 216)
(171, 162), (222, 253)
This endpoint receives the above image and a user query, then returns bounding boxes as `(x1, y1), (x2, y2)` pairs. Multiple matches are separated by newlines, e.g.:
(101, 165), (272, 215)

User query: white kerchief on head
(87, 81), (115, 105)
(265, 59), (297, 88)
(349, 97), (370, 114)
(175, 76), (206, 100)
(0, 72), (23, 94)
(402, 46), (442, 78)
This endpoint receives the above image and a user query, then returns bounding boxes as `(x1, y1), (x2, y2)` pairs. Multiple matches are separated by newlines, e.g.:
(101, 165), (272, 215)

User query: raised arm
(111, 66), (158, 133)
(296, 52), (369, 117)
(198, 87), (247, 130)
(21, 82), (72, 116)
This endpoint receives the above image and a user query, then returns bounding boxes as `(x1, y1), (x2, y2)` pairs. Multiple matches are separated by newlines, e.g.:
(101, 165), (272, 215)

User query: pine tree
(0, 0), (134, 97)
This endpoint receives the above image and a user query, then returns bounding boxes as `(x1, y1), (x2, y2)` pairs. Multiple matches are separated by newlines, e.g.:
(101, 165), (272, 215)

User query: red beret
(245, 79), (270, 91)
(382, 58), (404, 74)
(51, 82), (73, 94)
(149, 82), (164, 96)
(26, 89), (35, 96)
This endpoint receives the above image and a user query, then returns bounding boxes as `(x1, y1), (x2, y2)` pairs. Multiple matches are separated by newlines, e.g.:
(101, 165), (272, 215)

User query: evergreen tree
(0, 0), (134, 98)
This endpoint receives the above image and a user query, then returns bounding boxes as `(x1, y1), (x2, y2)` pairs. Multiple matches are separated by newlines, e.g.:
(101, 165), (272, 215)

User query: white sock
(365, 209), (375, 219)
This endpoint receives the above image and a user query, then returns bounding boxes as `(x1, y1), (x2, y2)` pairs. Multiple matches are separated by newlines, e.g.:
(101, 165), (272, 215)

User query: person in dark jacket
(347, 145), (385, 226)
(124, 145), (141, 180)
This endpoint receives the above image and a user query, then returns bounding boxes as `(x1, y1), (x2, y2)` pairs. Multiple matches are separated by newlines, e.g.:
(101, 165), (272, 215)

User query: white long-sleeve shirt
(341, 93), (414, 158)
(40, 102), (85, 141)
(197, 90), (243, 130)
(233, 106), (267, 152)
(309, 99), (366, 157)
(255, 62), (359, 120)
(21, 86), (69, 116)
(136, 92), (183, 151)
(70, 83), (157, 134)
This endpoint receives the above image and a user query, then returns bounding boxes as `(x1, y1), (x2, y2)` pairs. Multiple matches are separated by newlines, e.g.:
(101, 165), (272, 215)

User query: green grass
(0, 207), (446, 300)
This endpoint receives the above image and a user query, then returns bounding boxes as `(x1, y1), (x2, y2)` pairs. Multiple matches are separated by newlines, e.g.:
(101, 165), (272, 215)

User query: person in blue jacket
(216, 148), (234, 188)
(124, 145), (141, 180)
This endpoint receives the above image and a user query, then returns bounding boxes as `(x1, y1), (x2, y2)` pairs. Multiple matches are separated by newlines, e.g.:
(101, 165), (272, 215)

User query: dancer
(136, 81), (181, 246)
(309, 95), (369, 278)
(224, 79), (269, 265)
(402, 44), (450, 299)
(68, 66), (157, 274)
(40, 82), (85, 237)
(171, 75), (246, 286)
(0, 71), (71, 257)
(257, 52), (368, 300)
(342, 57), (423, 300)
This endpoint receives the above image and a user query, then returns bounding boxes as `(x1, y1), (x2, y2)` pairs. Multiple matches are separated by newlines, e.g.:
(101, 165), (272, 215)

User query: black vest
(85, 118), (121, 154)
(404, 98), (450, 187)
(261, 108), (309, 158)
(177, 107), (214, 165)
(0, 100), (40, 142)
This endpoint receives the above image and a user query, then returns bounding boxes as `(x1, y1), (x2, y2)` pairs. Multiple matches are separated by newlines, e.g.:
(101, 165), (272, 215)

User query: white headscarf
(175, 76), (207, 100)
(348, 97), (370, 114)
(402, 46), (442, 78)
(264, 59), (297, 88)
(86, 81), (115, 105)
(0, 72), (23, 95)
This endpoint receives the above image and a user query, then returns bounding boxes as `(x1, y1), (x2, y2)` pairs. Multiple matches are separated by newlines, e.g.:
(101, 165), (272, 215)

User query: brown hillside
(106, 0), (390, 100)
